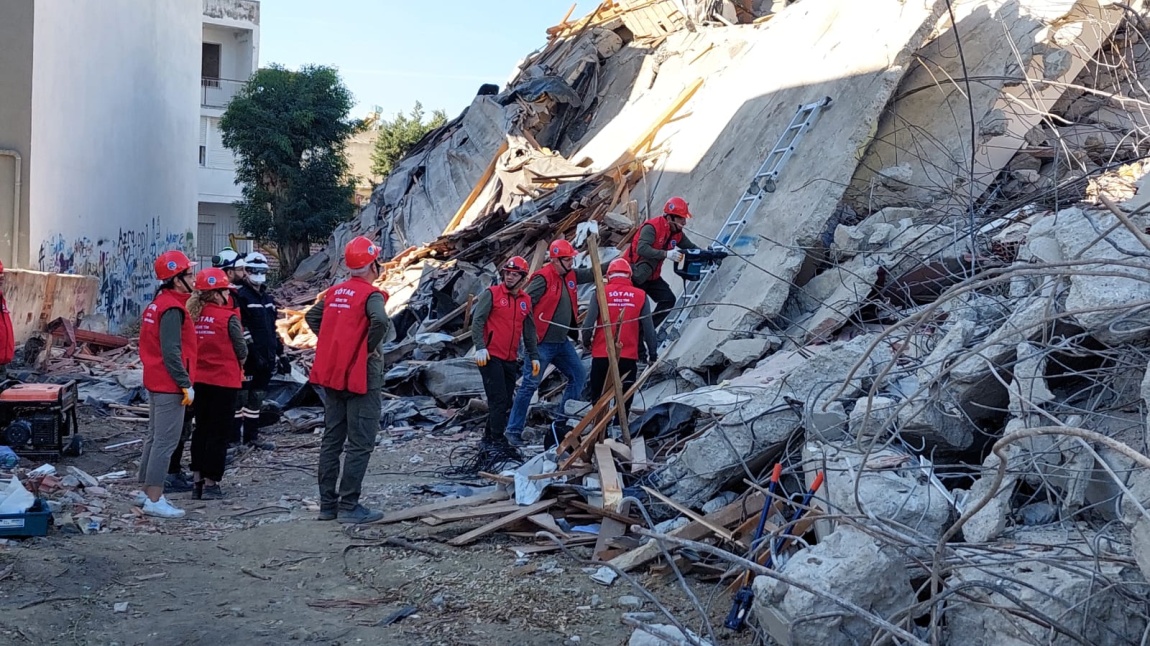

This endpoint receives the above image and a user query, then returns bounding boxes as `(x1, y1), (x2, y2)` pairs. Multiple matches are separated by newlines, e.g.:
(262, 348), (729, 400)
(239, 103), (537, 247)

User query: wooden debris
(448, 500), (557, 546)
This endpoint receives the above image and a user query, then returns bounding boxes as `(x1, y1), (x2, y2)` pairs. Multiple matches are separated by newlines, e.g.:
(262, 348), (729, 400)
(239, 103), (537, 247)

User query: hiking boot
(164, 473), (194, 492)
(317, 507), (338, 521)
(142, 496), (186, 519)
(202, 484), (224, 500)
(337, 504), (384, 524)
(245, 440), (276, 451)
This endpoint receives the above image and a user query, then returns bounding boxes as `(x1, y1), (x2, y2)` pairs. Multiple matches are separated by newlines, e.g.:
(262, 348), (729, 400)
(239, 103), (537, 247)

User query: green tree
(220, 64), (358, 275)
(370, 101), (447, 180)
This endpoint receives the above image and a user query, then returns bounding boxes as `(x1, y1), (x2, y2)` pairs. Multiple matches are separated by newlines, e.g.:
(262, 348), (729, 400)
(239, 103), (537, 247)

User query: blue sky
(259, 0), (572, 121)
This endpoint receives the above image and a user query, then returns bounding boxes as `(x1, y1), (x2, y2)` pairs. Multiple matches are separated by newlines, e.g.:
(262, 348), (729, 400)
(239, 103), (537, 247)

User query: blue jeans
(506, 341), (586, 436)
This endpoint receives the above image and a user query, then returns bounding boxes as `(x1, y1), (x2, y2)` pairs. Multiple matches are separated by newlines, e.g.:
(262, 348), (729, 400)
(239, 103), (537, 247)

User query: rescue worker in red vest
(306, 236), (392, 524)
(189, 268), (247, 500)
(580, 259), (658, 419)
(470, 256), (540, 449)
(505, 239), (593, 446)
(0, 260), (14, 380)
(137, 250), (198, 519)
(623, 196), (699, 328)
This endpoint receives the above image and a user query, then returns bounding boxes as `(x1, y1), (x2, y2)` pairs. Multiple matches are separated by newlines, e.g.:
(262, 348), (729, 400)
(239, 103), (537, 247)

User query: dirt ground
(0, 408), (753, 645)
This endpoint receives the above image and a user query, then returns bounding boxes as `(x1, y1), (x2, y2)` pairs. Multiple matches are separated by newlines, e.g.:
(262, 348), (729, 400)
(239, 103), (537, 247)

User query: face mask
(248, 272), (267, 286)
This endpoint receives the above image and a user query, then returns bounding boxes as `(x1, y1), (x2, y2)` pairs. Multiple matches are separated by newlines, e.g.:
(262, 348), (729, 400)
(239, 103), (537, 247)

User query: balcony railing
(201, 77), (245, 109)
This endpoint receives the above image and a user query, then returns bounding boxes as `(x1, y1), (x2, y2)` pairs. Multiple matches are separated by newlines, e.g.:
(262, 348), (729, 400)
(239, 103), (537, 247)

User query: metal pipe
(0, 149), (21, 267)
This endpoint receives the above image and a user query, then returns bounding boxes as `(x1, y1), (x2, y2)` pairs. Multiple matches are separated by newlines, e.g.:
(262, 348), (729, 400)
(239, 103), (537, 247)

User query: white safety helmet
(214, 248), (247, 270)
(245, 252), (270, 285)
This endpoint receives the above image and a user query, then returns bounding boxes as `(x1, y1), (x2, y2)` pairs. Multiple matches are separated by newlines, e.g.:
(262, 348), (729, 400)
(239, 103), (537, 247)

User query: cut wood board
(631, 436), (649, 472)
(448, 500), (557, 546)
(595, 443), (624, 511)
(642, 485), (733, 541)
(422, 502), (522, 525)
(377, 490), (509, 524)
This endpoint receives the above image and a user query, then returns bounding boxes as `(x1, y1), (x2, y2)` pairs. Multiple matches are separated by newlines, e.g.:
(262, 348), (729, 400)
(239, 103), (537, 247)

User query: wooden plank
(559, 362), (660, 470)
(427, 501), (521, 522)
(631, 436), (649, 473)
(603, 438), (632, 461)
(596, 443), (624, 510)
(586, 234), (632, 443)
(448, 500), (557, 546)
(376, 490), (509, 524)
(608, 490), (766, 572)
(512, 536), (597, 555)
(568, 500), (639, 525)
(642, 486), (734, 541)
(526, 513), (569, 538)
(444, 140), (509, 235)
(478, 471), (514, 485)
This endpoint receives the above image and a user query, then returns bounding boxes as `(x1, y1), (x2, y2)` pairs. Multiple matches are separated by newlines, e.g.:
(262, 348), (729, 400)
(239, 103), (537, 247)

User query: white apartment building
(198, 0), (260, 265)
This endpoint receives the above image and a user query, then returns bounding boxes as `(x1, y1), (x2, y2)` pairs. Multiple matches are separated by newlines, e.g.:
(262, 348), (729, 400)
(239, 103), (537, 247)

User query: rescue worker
(234, 251), (288, 451)
(189, 268), (247, 500)
(505, 239), (592, 446)
(212, 247), (247, 308)
(623, 196), (699, 328)
(580, 259), (658, 420)
(470, 256), (540, 450)
(138, 250), (198, 519)
(0, 261), (14, 380)
(306, 236), (392, 524)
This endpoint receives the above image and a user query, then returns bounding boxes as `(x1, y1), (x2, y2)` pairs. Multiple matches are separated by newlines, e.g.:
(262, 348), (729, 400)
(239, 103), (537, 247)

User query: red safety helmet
(0, 259), (5, 273)
(606, 258), (632, 278)
(502, 256), (529, 275)
(663, 196), (692, 219)
(548, 239), (577, 259)
(345, 236), (381, 270)
(154, 250), (195, 281)
(193, 267), (231, 291)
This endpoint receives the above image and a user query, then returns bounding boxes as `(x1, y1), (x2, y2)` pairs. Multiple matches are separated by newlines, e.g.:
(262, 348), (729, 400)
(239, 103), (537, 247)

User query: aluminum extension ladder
(659, 96), (833, 342)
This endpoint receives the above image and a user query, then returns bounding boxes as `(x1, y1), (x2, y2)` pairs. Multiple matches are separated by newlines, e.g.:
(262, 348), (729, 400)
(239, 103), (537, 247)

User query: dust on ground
(0, 409), (750, 645)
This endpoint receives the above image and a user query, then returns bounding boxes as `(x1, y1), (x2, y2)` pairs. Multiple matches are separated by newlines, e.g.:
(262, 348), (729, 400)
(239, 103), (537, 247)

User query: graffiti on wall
(39, 219), (194, 331)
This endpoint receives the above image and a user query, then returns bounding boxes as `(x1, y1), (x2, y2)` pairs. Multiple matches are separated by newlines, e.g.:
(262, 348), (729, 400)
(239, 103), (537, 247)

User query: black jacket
(235, 283), (282, 374)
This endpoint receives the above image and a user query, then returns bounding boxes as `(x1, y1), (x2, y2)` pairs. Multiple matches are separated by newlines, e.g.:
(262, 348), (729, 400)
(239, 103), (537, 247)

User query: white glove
(574, 221), (600, 247)
(475, 349), (490, 367)
(666, 249), (684, 263)
(181, 387), (195, 407)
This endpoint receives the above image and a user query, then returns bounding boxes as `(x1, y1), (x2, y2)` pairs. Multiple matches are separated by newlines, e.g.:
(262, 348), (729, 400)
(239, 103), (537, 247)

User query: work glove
(666, 248), (684, 263)
(531, 360), (541, 377)
(276, 355), (291, 375)
(475, 349), (490, 367)
(181, 387), (195, 407)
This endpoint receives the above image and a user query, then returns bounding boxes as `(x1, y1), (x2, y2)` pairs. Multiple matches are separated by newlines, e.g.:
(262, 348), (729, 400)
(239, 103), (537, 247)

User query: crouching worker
(138, 250), (198, 519)
(471, 257), (540, 453)
(580, 259), (658, 420)
(189, 268), (247, 500)
(306, 236), (391, 524)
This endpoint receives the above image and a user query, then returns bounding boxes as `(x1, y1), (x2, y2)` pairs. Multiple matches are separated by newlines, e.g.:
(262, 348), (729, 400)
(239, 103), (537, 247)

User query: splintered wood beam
(586, 233), (632, 444)
(445, 140), (509, 235)
(448, 499), (557, 546)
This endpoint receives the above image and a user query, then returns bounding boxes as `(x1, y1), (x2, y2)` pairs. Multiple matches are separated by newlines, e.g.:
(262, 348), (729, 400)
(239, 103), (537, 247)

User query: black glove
(276, 355), (291, 375)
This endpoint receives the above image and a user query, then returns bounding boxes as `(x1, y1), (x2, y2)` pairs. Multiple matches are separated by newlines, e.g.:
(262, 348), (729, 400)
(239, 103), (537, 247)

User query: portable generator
(0, 380), (79, 459)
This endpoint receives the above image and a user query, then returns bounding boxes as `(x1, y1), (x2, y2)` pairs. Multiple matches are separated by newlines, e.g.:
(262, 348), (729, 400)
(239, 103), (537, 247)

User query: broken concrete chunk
(421, 358), (485, 403)
(627, 624), (712, 646)
(716, 337), (774, 369)
(847, 395), (897, 437)
(876, 164), (913, 191)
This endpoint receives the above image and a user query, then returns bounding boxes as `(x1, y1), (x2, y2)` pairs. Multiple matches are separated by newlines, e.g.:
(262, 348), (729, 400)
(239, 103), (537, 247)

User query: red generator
(0, 381), (79, 459)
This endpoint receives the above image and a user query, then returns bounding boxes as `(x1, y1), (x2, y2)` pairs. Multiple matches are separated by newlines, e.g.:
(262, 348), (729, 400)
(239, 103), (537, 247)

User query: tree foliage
(220, 64), (358, 275)
(370, 102), (447, 180)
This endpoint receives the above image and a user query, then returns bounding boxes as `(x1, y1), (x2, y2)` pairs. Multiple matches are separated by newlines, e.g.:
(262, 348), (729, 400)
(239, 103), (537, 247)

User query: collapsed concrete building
(281, 0), (1150, 643)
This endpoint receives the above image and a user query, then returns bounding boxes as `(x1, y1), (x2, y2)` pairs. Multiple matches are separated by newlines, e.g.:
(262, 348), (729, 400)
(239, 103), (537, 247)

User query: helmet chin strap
(177, 273), (193, 292)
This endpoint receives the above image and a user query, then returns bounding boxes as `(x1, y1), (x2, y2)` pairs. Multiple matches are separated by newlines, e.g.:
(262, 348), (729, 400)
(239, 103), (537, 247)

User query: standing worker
(580, 259), (658, 419)
(0, 261), (14, 380)
(137, 250), (198, 519)
(213, 247), (247, 308)
(505, 239), (592, 446)
(234, 251), (288, 451)
(306, 236), (391, 524)
(623, 196), (699, 328)
(189, 268), (247, 500)
(471, 257), (540, 452)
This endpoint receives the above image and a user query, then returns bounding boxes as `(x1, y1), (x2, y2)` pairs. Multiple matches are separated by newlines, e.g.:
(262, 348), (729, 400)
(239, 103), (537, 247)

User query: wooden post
(585, 234), (632, 444)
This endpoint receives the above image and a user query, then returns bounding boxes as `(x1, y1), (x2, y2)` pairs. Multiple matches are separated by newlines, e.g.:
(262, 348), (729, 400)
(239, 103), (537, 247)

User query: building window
(199, 146), (206, 166)
(202, 43), (221, 87)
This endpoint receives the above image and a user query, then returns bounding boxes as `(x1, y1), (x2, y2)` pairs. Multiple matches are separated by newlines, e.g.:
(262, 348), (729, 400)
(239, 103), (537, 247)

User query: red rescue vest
(0, 294), (13, 365)
(309, 277), (387, 395)
(591, 278), (647, 360)
(140, 289), (198, 394)
(482, 284), (532, 362)
(194, 302), (243, 389)
(624, 216), (683, 281)
(531, 263), (578, 341)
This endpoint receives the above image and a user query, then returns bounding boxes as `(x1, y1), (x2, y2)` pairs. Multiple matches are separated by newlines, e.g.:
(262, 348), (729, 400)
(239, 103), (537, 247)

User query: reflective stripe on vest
(483, 284), (532, 362)
(140, 289), (198, 393)
(531, 263), (578, 341)
(194, 302), (244, 389)
(591, 278), (646, 360)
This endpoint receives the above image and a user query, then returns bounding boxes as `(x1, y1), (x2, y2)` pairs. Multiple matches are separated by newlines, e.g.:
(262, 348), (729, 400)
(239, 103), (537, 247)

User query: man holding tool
(623, 196), (699, 328)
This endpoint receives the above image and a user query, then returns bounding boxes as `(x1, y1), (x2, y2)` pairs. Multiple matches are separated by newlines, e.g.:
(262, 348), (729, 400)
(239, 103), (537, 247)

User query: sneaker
(202, 484), (224, 500)
(132, 492), (147, 507)
(317, 507), (338, 521)
(337, 504), (384, 524)
(505, 430), (525, 447)
(164, 473), (194, 492)
(245, 440), (276, 451)
(142, 496), (186, 519)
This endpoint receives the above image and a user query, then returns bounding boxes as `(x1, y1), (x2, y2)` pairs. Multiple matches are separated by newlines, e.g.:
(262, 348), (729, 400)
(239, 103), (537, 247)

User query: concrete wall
(32, 0), (202, 332)
(0, 0), (35, 269)
(5, 269), (99, 344)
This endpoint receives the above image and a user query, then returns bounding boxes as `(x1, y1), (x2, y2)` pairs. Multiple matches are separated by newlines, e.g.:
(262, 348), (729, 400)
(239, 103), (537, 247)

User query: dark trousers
(480, 357), (519, 441)
(190, 384), (237, 482)
(167, 409), (194, 475)
(234, 372), (269, 445)
(317, 386), (381, 511)
(589, 357), (638, 420)
(639, 277), (677, 329)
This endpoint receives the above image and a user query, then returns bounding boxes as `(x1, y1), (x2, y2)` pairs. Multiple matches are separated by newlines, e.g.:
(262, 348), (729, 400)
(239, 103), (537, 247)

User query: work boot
(245, 439), (276, 451)
(142, 496), (186, 519)
(337, 504), (384, 524)
(202, 484), (224, 500)
(164, 473), (194, 492)
(317, 507), (338, 521)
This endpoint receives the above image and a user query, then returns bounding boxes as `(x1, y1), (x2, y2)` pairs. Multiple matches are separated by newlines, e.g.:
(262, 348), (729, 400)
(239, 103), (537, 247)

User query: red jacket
(140, 290), (198, 394)
(0, 294), (13, 365)
(591, 278), (647, 360)
(483, 284), (532, 362)
(624, 216), (683, 281)
(194, 302), (243, 389)
(531, 263), (578, 341)
(310, 277), (386, 395)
